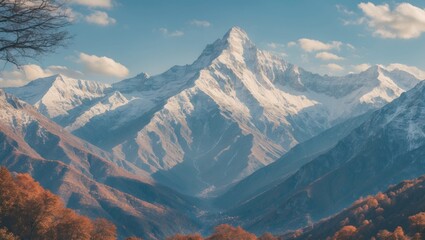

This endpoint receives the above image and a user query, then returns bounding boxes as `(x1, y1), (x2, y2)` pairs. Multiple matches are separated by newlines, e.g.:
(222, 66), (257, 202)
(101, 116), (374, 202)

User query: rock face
(0, 89), (200, 240)
(225, 80), (425, 234)
(4, 27), (423, 197)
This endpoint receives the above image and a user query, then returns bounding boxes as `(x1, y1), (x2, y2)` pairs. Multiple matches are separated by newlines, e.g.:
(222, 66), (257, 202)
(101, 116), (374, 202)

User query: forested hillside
(0, 167), (117, 240)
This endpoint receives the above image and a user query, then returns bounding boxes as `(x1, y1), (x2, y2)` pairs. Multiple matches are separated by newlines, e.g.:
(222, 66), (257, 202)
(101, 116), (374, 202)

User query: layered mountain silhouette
(2, 27), (425, 239)
(5, 27), (422, 197)
(0, 89), (199, 239)
(224, 80), (425, 234)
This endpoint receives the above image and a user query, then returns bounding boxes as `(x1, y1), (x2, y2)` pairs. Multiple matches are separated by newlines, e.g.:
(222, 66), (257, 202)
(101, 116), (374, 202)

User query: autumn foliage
(284, 175), (425, 240)
(376, 226), (408, 240)
(332, 225), (357, 240)
(330, 199), (425, 240)
(206, 224), (257, 240)
(1, 166), (277, 240)
(167, 233), (204, 240)
(167, 224), (278, 240)
(0, 167), (117, 240)
(258, 232), (279, 240)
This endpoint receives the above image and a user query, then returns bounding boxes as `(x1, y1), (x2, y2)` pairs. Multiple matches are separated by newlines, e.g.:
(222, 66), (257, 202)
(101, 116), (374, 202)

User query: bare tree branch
(0, 0), (72, 67)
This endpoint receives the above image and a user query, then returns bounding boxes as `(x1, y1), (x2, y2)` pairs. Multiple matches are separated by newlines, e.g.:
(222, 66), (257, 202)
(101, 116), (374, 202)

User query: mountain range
(0, 89), (199, 239)
(2, 27), (425, 239)
(5, 27), (422, 197)
(223, 77), (425, 235)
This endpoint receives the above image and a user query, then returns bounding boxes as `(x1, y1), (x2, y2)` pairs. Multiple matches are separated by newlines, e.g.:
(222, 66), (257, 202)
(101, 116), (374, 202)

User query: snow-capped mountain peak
(194, 26), (257, 68)
(225, 26), (250, 41)
(5, 74), (111, 118)
(3, 27), (423, 197)
(112, 72), (152, 95)
(222, 26), (253, 50)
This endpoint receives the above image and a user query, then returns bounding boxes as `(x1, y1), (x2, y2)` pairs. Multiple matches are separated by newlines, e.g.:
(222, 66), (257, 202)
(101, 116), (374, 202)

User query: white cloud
(298, 38), (342, 52)
(0, 65), (83, 87)
(358, 2), (425, 39)
(63, 7), (81, 22)
(267, 42), (285, 49)
(386, 63), (425, 79)
(346, 43), (356, 50)
(315, 52), (344, 61)
(70, 0), (112, 9)
(0, 77), (31, 88)
(264, 43), (287, 57)
(78, 52), (129, 78)
(287, 41), (297, 47)
(352, 63), (371, 73)
(85, 11), (116, 26)
(159, 28), (184, 37)
(336, 4), (355, 15)
(324, 63), (344, 72)
(190, 20), (211, 27)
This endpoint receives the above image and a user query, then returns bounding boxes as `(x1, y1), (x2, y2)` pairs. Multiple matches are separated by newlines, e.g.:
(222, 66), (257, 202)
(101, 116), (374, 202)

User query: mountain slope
(4, 27), (423, 196)
(225, 80), (425, 234)
(287, 175), (425, 239)
(215, 110), (373, 209)
(0, 89), (200, 239)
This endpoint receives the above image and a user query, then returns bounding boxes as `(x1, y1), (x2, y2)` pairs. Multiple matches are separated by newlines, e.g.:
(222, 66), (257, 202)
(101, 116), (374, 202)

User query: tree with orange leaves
(332, 225), (358, 240)
(409, 212), (425, 233)
(92, 218), (118, 240)
(258, 232), (278, 240)
(0, 167), (118, 240)
(0, 228), (18, 240)
(206, 224), (257, 240)
(377, 226), (408, 240)
(167, 233), (204, 240)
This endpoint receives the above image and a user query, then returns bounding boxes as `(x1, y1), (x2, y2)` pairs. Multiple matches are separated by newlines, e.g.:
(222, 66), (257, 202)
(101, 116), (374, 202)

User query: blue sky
(1, 0), (425, 86)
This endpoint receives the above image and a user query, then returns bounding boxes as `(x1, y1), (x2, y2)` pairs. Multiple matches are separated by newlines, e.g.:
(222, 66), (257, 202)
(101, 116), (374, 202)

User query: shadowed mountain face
(5, 27), (422, 197)
(214, 111), (374, 210)
(0, 89), (200, 239)
(224, 80), (425, 234)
